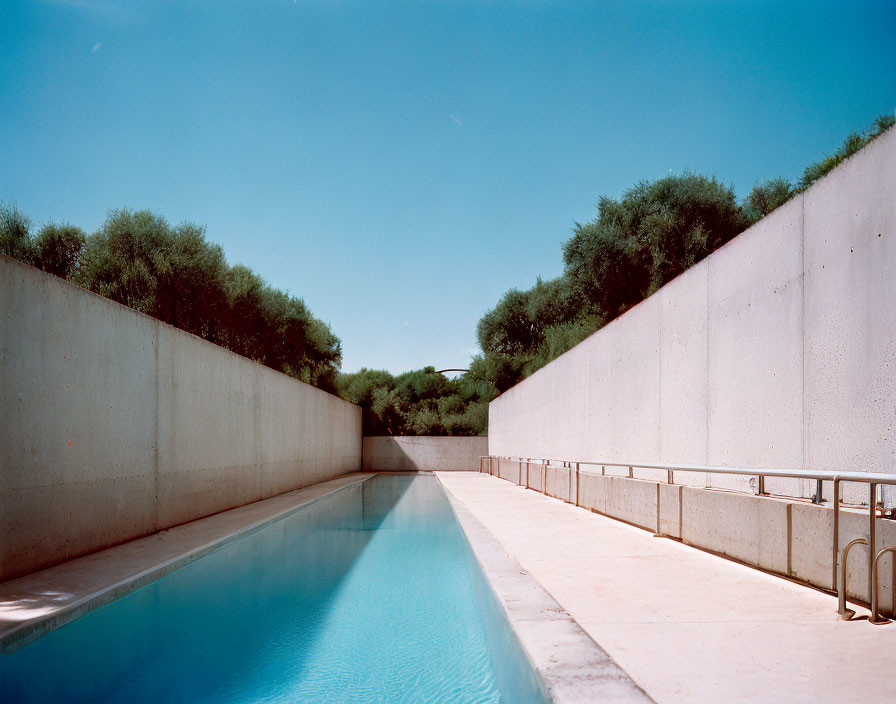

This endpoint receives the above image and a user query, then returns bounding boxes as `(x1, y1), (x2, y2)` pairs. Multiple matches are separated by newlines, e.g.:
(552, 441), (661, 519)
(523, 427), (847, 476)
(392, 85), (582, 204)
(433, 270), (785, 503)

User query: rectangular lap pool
(1, 475), (546, 703)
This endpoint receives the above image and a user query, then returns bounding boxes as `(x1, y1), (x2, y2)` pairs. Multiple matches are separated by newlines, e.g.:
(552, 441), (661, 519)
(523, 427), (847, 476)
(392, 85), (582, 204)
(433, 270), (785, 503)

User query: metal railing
(478, 454), (896, 623)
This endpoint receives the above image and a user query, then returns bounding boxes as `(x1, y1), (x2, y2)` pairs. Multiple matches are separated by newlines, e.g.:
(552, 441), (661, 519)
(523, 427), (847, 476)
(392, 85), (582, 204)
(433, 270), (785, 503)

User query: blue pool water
(1, 475), (545, 703)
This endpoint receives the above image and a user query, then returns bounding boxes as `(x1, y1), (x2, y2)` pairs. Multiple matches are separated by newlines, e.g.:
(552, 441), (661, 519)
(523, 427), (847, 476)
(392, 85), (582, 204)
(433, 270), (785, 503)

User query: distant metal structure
(434, 368), (469, 374)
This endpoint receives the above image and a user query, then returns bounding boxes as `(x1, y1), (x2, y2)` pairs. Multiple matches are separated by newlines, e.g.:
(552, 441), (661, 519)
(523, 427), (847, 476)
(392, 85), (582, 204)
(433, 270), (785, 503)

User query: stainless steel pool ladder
(838, 538), (867, 620)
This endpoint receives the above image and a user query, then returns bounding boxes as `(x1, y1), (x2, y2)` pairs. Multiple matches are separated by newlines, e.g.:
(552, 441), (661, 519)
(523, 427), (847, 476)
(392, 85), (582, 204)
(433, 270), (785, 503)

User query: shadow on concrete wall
(1, 476), (415, 702)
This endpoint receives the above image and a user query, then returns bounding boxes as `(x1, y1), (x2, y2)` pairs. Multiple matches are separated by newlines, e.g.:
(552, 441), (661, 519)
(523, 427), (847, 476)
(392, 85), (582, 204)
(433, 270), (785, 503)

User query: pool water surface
(0, 475), (545, 703)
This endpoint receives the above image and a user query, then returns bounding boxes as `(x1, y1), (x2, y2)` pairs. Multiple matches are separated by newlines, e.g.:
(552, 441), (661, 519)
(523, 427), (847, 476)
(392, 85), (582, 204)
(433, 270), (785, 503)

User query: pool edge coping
(437, 472), (655, 704)
(0, 473), (376, 654)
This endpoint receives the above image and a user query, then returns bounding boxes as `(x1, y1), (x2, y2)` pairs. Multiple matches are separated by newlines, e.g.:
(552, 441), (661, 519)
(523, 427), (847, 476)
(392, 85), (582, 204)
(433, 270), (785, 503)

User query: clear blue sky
(2, 1), (894, 374)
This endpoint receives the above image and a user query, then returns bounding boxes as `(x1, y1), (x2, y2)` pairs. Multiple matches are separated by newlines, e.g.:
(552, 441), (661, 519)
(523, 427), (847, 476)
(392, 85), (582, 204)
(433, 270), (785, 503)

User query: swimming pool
(0, 475), (546, 703)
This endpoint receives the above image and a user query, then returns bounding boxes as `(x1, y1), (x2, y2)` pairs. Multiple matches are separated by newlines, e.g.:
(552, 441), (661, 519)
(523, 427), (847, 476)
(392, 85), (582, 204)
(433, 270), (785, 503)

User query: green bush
(32, 223), (87, 279)
(0, 204), (35, 263)
(743, 177), (794, 223)
(798, 114), (894, 190)
(336, 366), (492, 436)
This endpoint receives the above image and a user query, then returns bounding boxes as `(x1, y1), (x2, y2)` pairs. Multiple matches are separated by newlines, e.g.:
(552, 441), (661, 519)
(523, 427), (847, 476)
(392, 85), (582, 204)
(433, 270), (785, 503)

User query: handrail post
(869, 483), (877, 603)
(870, 546), (896, 625)
(575, 462), (580, 506)
(838, 537), (868, 620)
(758, 475), (765, 496)
(628, 465), (633, 479)
(542, 460), (547, 495)
(832, 478), (841, 591)
(568, 462), (573, 503)
(813, 478), (824, 504)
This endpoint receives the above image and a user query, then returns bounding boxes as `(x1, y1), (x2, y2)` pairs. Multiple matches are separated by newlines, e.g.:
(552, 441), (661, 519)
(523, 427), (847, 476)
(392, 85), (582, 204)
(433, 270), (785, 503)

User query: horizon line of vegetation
(2, 112), (892, 437)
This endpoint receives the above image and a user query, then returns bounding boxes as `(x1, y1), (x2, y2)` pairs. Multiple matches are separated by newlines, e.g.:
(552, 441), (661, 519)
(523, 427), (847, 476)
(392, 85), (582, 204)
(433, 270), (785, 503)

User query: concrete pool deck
(438, 472), (896, 704)
(443, 478), (652, 703)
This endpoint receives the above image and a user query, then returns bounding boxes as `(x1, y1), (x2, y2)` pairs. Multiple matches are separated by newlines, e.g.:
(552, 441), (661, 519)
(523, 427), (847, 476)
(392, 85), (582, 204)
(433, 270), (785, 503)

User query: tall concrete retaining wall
(0, 256), (362, 581)
(489, 458), (896, 614)
(362, 436), (488, 472)
(489, 127), (896, 505)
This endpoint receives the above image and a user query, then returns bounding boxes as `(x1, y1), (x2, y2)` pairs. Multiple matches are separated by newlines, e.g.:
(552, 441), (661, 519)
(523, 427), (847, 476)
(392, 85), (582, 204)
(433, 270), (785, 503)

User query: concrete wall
(489, 459), (896, 614)
(362, 436), (488, 472)
(489, 127), (896, 504)
(0, 256), (362, 581)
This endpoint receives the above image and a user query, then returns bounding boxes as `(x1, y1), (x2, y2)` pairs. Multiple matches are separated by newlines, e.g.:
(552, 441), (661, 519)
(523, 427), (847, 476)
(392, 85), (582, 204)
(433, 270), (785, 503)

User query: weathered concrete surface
(439, 474), (652, 704)
(489, 127), (896, 501)
(0, 256), (362, 581)
(362, 436), (487, 472)
(440, 472), (896, 704)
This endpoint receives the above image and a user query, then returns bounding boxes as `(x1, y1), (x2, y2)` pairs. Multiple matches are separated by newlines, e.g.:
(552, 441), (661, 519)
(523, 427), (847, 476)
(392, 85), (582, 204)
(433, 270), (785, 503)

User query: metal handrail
(870, 546), (896, 625)
(480, 454), (896, 620)
(838, 538), (868, 620)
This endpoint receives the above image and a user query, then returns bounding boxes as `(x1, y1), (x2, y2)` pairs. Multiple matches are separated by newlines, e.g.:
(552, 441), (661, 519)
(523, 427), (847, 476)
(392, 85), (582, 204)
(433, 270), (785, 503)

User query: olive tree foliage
(1, 205), (342, 393)
(742, 114), (895, 225)
(474, 113), (895, 398)
(75, 210), (229, 333)
(476, 173), (746, 393)
(1, 204), (87, 278)
(0, 204), (35, 262)
(336, 366), (491, 436)
(565, 173), (747, 305)
(475, 275), (598, 392)
(32, 224), (87, 278)
(798, 114), (894, 190)
(742, 177), (794, 223)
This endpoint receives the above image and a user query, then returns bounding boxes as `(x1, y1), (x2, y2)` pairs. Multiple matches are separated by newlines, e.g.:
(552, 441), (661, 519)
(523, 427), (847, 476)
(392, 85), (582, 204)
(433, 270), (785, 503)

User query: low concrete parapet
(487, 457), (896, 616)
(362, 436), (488, 472)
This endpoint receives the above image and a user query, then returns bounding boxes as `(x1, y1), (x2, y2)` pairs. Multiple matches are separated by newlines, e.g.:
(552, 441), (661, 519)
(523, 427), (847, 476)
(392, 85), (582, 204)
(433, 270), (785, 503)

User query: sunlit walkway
(438, 472), (896, 704)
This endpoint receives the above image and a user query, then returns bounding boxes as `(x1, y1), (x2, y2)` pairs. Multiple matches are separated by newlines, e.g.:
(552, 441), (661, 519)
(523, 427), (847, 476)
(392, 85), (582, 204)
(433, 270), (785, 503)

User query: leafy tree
(743, 177), (794, 223)
(467, 351), (525, 395)
(32, 223), (87, 278)
(0, 203), (35, 263)
(799, 113), (894, 190)
(563, 206), (644, 321)
(336, 366), (492, 435)
(5, 206), (341, 393)
(565, 172), (745, 316)
(75, 209), (175, 313)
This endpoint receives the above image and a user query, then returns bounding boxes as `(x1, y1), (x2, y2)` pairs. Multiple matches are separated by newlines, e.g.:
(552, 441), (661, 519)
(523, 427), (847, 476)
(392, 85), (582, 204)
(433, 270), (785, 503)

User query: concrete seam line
(787, 502), (793, 576)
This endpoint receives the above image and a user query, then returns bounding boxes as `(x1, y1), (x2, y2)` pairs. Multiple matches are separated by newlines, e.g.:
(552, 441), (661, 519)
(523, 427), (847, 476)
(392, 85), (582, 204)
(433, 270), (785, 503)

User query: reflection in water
(0, 476), (544, 704)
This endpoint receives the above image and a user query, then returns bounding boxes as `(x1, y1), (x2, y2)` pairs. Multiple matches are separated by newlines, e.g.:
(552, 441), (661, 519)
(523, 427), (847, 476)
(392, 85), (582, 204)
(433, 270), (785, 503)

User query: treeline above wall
(2, 112), (891, 436)
(0, 207), (343, 392)
(473, 113), (895, 395)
